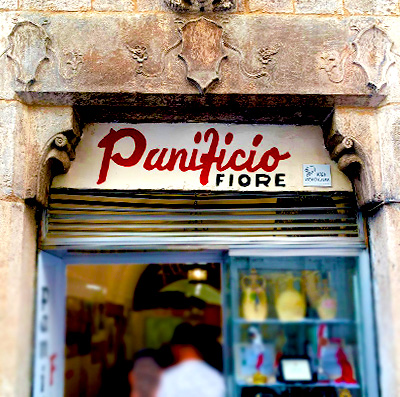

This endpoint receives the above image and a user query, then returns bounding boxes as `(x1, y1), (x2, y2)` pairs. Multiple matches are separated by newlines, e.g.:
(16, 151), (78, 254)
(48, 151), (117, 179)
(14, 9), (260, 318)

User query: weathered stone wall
(1, 0), (399, 14)
(369, 203), (400, 397)
(1, 1), (400, 397)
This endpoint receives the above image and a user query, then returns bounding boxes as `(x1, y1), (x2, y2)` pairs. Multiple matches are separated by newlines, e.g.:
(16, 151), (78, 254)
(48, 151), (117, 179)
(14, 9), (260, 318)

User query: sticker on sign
(303, 164), (332, 187)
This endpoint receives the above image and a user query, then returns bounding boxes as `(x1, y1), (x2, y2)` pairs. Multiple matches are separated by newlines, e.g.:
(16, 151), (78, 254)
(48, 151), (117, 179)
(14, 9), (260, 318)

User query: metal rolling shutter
(41, 190), (361, 248)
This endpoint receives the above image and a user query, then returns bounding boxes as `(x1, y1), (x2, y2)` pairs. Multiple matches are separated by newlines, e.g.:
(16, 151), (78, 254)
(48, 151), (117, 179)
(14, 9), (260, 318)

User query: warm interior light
(86, 284), (102, 291)
(188, 268), (207, 281)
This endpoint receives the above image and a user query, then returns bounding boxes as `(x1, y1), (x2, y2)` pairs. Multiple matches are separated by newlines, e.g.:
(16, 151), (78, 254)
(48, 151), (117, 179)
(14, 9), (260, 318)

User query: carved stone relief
(126, 40), (181, 78)
(319, 24), (399, 91)
(164, 0), (235, 12)
(31, 110), (82, 206)
(179, 18), (227, 92)
(353, 25), (397, 90)
(126, 45), (148, 74)
(320, 47), (353, 84)
(59, 50), (84, 80)
(324, 129), (362, 177)
(35, 131), (78, 206)
(0, 19), (85, 89)
(224, 42), (280, 81)
(126, 17), (280, 93)
(323, 111), (382, 207)
(2, 20), (52, 89)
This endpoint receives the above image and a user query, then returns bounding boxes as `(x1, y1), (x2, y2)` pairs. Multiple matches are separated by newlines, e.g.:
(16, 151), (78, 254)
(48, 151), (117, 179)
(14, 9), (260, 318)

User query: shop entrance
(34, 247), (378, 397)
(33, 123), (378, 397)
(64, 261), (223, 397)
(34, 250), (226, 397)
(33, 191), (379, 397)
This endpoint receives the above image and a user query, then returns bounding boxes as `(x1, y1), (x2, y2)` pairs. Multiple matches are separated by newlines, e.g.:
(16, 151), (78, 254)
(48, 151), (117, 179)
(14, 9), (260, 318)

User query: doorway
(64, 261), (223, 396)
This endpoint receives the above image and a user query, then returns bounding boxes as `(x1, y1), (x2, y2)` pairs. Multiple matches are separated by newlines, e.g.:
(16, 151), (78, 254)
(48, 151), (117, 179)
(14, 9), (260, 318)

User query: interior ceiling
(67, 264), (147, 305)
(66, 262), (221, 309)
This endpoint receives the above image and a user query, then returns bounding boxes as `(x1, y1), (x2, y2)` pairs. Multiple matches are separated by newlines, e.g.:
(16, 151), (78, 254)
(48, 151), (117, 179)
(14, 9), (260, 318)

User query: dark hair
(133, 348), (159, 365)
(170, 323), (195, 346)
(193, 324), (223, 372)
(168, 323), (224, 371)
(157, 344), (174, 368)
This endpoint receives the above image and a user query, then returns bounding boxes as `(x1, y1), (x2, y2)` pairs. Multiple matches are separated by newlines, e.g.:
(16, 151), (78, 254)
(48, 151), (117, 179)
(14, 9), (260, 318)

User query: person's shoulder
(158, 360), (226, 397)
(195, 359), (223, 374)
(188, 361), (225, 383)
(163, 360), (221, 378)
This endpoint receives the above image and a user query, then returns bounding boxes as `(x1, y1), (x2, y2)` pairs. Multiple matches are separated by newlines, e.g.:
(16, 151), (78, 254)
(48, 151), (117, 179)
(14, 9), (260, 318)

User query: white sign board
(53, 124), (351, 191)
(303, 164), (332, 187)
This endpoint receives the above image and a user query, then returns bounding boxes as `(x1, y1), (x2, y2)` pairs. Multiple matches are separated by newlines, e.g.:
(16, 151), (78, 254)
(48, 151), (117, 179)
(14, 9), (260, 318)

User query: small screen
(281, 359), (313, 382)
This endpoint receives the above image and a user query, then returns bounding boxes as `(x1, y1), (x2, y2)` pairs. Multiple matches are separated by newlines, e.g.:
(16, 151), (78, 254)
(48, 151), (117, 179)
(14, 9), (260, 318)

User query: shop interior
(65, 262), (223, 397)
(64, 256), (363, 397)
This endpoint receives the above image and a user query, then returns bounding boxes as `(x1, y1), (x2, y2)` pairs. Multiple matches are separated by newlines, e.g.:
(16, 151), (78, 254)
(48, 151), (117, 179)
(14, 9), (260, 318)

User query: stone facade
(0, 1), (400, 396)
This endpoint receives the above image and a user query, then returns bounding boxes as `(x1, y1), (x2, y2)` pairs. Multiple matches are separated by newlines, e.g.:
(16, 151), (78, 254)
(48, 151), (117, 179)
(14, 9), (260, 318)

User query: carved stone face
(164, 0), (235, 12)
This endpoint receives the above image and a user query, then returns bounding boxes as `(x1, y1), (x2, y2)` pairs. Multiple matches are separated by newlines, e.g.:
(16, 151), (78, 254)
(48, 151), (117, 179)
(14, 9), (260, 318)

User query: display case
(225, 252), (378, 397)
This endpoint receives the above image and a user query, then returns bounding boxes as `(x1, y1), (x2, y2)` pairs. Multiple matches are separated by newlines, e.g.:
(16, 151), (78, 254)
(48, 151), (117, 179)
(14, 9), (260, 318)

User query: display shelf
(236, 380), (361, 389)
(226, 255), (379, 397)
(234, 318), (355, 326)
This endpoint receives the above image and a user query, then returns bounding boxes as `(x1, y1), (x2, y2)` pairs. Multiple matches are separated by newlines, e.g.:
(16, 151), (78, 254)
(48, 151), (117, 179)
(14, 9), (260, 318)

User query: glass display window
(225, 252), (378, 397)
(34, 247), (378, 397)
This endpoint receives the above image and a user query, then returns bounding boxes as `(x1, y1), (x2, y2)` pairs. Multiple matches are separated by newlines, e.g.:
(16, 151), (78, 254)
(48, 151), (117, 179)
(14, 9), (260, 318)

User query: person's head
(170, 323), (194, 346)
(129, 349), (161, 397)
(132, 348), (160, 370)
(170, 323), (201, 362)
(193, 324), (223, 371)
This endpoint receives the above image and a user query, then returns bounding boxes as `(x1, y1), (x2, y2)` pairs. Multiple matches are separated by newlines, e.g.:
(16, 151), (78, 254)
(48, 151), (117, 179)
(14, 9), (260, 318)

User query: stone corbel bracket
(323, 116), (380, 208)
(33, 111), (81, 207)
(325, 132), (362, 177)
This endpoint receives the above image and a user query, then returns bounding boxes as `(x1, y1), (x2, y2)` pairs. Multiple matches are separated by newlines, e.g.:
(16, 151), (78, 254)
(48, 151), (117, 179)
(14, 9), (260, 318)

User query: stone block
(295, 0), (343, 14)
(0, 103), (76, 202)
(378, 18), (400, 104)
(23, 106), (78, 203)
(20, 0), (91, 11)
(0, 101), (26, 199)
(333, 104), (400, 206)
(344, 0), (399, 15)
(6, 13), (375, 102)
(93, 0), (134, 11)
(0, 0), (17, 9)
(137, 0), (168, 11)
(332, 107), (382, 206)
(28, 106), (76, 143)
(249, 0), (293, 13)
(0, 200), (36, 397)
(384, 59), (400, 104)
(377, 104), (400, 200)
(137, 0), (244, 12)
(369, 204), (400, 397)
(0, 13), (18, 100)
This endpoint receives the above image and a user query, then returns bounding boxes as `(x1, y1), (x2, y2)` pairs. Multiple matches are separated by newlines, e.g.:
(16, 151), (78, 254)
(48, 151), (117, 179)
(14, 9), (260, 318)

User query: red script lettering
(97, 127), (291, 186)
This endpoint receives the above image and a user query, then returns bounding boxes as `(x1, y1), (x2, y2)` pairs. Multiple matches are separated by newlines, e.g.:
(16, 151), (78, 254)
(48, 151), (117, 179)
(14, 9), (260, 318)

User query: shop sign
(53, 124), (351, 191)
(303, 164), (332, 187)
